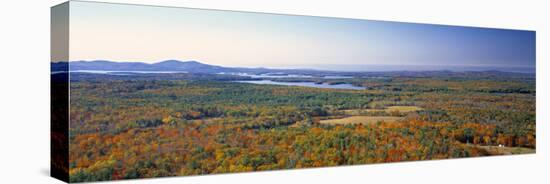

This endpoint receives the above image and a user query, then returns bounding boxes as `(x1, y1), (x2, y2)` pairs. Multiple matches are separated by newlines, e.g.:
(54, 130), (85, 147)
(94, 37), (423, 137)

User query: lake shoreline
(234, 80), (366, 90)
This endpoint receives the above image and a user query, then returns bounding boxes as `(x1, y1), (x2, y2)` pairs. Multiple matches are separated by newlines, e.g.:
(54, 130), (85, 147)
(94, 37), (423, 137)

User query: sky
(60, 1), (536, 71)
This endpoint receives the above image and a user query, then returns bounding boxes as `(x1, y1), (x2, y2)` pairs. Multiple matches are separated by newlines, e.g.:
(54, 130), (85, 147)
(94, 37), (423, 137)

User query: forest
(65, 72), (535, 182)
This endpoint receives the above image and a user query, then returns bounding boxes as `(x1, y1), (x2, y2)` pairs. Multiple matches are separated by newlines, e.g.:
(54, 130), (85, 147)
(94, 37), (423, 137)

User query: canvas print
(51, 1), (536, 183)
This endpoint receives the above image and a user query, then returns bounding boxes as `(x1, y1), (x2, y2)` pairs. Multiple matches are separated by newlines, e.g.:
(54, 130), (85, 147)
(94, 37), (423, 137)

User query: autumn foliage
(66, 73), (535, 182)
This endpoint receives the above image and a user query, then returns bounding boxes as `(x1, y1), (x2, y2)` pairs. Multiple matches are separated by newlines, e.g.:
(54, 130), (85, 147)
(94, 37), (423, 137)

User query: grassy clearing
(319, 116), (403, 125)
(386, 106), (423, 112)
(477, 145), (535, 155)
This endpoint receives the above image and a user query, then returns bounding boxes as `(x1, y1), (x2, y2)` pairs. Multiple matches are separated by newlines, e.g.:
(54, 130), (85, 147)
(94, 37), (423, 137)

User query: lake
(218, 72), (353, 79)
(235, 80), (366, 90)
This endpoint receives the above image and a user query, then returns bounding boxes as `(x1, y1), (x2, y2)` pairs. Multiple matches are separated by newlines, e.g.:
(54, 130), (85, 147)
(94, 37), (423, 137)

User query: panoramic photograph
(51, 1), (535, 182)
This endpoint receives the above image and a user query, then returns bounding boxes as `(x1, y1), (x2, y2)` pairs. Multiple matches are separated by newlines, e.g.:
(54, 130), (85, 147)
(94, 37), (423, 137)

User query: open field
(477, 145), (536, 155)
(386, 106), (423, 112)
(319, 116), (404, 125)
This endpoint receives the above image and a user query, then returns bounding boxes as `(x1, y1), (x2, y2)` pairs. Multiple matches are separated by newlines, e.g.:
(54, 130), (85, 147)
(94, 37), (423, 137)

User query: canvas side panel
(51, 2), (70, 183)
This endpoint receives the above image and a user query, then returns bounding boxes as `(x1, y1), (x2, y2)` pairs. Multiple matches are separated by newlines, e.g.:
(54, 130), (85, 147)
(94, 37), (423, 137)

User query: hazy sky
(65, 1), (535, 70)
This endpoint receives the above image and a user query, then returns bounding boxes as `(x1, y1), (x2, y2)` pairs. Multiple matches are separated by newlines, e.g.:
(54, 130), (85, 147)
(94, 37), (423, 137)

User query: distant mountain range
(52, 60), (321, 74)
(51, 60), (535, 75)
(65, 60), (227, 73)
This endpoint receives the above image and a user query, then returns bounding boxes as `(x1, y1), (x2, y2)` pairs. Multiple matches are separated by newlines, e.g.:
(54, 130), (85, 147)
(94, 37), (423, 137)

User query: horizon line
(53, 59), (536, 68)
(51, 59), (535, 74)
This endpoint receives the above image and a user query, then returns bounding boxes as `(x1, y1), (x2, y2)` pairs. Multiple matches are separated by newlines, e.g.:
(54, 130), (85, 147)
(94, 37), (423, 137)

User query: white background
(0, 0), (547, 183)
